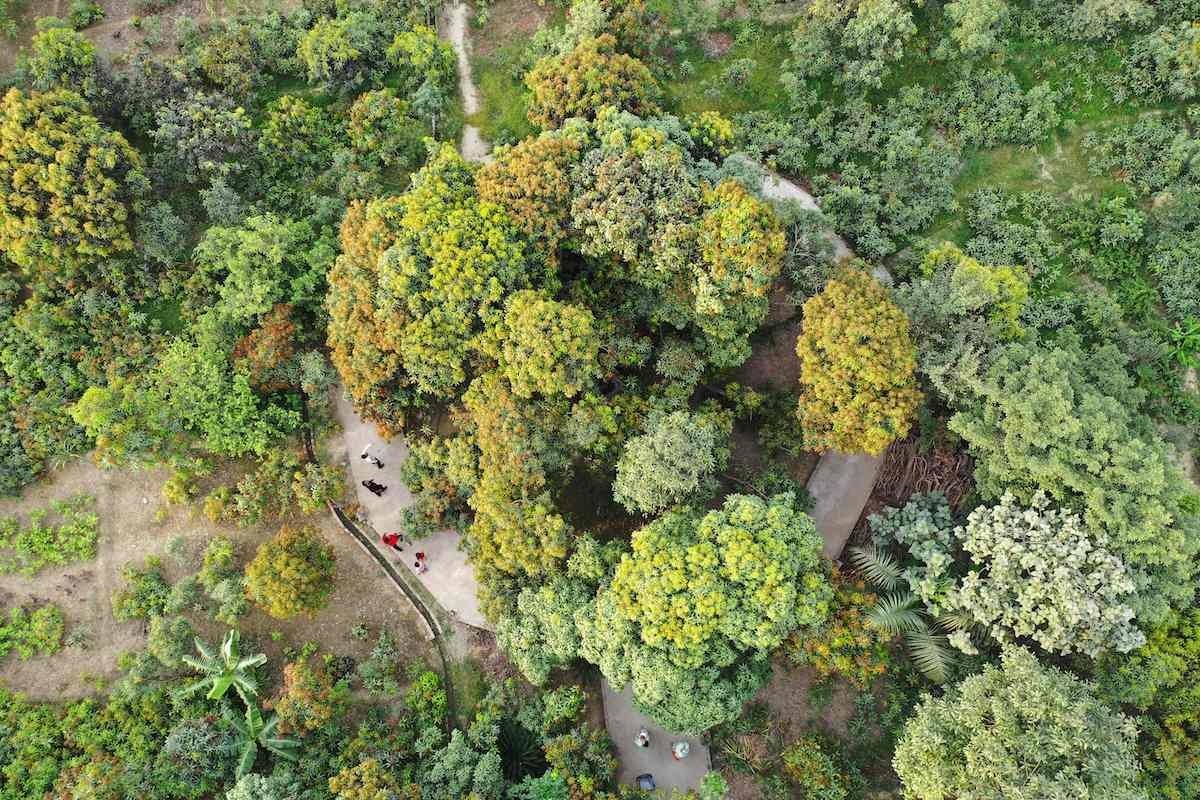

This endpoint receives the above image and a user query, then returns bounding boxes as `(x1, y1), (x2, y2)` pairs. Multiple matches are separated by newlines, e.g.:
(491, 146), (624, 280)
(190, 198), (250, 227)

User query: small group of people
(634, 728), (690, 759)
(361, 445), (388, 496)
(361, 444), (385, 469)
(381, 531), (428, 574)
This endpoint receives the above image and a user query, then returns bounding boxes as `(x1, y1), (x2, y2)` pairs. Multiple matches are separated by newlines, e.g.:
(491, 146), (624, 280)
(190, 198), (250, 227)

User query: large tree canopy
(796, 267), (922, 455)
(894, 647), (1146, 800)
(0, 89), (147, 280)
(579, 493), (832, 731)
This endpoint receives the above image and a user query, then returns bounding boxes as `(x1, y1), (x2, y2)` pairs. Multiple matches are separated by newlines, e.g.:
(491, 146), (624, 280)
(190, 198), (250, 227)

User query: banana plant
(223, 704), (300, 779)
(177, 629), (267, 706)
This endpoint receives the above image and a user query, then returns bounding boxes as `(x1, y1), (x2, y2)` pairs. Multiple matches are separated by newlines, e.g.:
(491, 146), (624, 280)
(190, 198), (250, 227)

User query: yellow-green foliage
(609, 493), (831, 670)
(920, 243), (1028, 337)
(329, 758), (416, 800)
(0, 88), (145, 277)
(525, 34), (659, 129)
(475, 131), (585, 250)
(787, 568), (891, 688)
(0, 494), (98, 576)
(695, 179), (786, 367)
(244, 525), (336, 620)
(462, 372), (571, 582)
(490, 290), (600, 399)
(685, 111), (735, 160)
(796, 267), (922, 455)
(0, 603), (64, 660)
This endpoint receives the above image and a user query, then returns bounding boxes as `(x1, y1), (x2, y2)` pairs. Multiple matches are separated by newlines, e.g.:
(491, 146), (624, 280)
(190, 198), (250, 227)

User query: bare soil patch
(700, 31), (732, 59)
(0, 455), (428, 700)
(736, 320), (801, 393)
(470, 0), (551, 58)
(756, 657), (858, 739)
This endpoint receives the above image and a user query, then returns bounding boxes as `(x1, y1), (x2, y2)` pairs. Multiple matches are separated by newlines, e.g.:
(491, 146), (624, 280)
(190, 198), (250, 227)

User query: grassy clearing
(661, 21), (793, 118)
(472, 43), (536, 145)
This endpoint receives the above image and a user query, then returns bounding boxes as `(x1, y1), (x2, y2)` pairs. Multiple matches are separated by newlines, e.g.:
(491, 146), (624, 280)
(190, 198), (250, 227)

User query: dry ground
(722, 658), (861, 800)
(0, 0), (292, 73)
(469, 0), (551, 59)
(0, 449), (429, 700)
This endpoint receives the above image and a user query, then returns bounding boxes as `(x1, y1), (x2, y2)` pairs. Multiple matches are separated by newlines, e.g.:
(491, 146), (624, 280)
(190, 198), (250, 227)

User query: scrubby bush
(111, 559), (171, 621)
(26, 27), (98, 94)
(244, 525), (336, 619)
(0, 604), (64, 659)
(147, 615), (193, 668)
(787, 570), (890, 688)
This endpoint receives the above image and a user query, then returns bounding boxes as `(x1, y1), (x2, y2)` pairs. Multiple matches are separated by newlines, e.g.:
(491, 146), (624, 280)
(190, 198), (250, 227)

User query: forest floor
(0, 449), (430, 701)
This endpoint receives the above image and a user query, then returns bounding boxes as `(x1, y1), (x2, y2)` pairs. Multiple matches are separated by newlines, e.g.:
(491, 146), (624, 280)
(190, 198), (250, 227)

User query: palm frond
(934, 609), (974, 632)
(904, 629), (956, 684)
(191, 636), (216, 664)
(173, 677), (211, 699)
(866, 592), (924, 634)
(220, 630), (239, 664)
(849, 545), (903, 591)
(237, 653), (268, 671)
(235, 741), (258, 779)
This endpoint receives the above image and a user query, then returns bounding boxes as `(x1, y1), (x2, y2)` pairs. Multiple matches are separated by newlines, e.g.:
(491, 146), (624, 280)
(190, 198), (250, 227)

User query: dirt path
(441, 1), (493, 162)
(757, 168), (891, 560)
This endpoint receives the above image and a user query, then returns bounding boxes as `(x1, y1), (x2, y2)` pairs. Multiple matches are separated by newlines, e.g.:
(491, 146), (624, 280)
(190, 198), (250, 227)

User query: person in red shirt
(381, 532), (402, 552)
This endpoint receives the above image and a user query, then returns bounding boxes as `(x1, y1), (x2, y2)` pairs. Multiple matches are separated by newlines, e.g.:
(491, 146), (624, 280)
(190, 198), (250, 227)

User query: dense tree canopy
(947, 336), (1199, 623)
(0, 88), (147, 280)
(894, 647), (1146, 800)
(796, 267), (922, 455)
(525, 35), (659, 129)
(579, 494), (831, 731)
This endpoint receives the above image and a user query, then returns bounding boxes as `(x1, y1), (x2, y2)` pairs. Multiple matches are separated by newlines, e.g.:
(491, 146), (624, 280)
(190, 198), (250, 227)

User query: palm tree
(849, 544), (966, 684)
(178, 630), (267, 705)
(223, 704), (300, 779)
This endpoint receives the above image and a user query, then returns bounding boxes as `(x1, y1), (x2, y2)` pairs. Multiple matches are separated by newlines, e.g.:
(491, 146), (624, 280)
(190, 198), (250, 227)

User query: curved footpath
(757, 169), (891, 559)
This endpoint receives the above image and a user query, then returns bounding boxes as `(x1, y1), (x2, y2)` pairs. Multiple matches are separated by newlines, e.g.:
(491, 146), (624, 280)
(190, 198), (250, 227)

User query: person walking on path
(413, 557), (428, 575)
(362, 479), (387, 497)
(671, 741), (690, 760)
(360, 444), (385, 469)
(382, 532), (404, 552)
(635, 728), (650, 748)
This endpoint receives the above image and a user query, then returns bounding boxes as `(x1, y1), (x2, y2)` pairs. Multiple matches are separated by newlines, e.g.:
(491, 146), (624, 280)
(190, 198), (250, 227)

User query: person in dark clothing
(362, 479), (387, 497)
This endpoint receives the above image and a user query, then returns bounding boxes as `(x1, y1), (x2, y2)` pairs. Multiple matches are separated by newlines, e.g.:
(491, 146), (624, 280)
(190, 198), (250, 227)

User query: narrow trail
(757, 167), (892, 560)
(442, 1), (492, 162)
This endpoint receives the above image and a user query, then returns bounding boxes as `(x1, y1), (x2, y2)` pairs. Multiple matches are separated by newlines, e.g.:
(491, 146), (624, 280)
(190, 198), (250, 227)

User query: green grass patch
(472, 44), (536, 146)
(142, 296), (186, 335)
(0, 494), (99, 576)
(662, 23), (793, 117)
